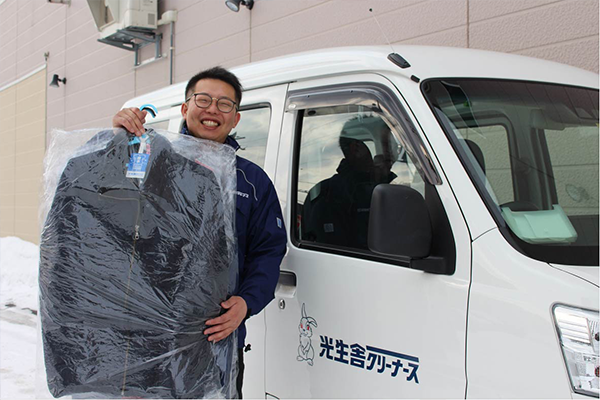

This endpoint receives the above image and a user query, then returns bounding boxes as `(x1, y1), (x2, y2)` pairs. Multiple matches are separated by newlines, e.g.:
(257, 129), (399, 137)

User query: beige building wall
(0, 0), (598, 242)
(0, 85), (16, 238)
(0, 69), (46, 244)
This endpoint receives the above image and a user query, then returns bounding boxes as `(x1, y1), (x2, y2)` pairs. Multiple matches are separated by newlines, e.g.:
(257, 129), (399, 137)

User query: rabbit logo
(296, 303), (318, 366)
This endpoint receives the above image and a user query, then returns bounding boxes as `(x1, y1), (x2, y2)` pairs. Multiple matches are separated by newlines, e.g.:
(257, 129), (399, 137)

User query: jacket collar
(180, 122), (241, 152)
(223, 135), (241, 151)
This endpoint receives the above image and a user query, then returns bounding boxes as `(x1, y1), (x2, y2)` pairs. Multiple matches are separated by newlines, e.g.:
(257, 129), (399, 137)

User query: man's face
(181, 78), (241, 143)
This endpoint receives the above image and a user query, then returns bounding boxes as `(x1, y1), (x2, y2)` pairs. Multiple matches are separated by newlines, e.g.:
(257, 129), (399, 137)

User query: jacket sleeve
(237, 177), (287, 317)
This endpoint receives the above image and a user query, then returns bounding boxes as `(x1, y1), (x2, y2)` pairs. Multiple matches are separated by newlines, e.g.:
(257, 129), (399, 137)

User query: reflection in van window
(296, 109), (424, 252)
(546, 126), (598, 217)
(231, 107), (271, 168)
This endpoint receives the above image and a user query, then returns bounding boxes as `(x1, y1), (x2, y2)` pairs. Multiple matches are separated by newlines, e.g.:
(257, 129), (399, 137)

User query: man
(302, 137), (375, 249)
(302, 116), (397, 250)
(113, 66), (287, 397)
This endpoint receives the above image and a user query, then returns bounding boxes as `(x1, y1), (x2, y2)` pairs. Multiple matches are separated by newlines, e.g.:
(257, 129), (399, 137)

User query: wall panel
(0, 69), (45, 243)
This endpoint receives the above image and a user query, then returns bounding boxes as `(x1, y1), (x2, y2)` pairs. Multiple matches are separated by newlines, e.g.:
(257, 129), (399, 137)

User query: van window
(173, 106), (271, 168)
(425, 79), (599, 265)
(457, 124), (513, 205)
(545, 126), (598, 217)
(231, 107), (271, 168)
(295, 108), (424, 252)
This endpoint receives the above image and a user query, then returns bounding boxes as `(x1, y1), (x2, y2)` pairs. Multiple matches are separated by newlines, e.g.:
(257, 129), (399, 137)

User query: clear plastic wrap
(38, 128), (238, 399)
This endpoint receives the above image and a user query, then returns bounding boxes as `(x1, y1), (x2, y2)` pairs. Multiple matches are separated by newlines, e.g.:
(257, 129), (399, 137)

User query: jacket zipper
(98, 193), (141, 396)
(121, 221), (140, 396)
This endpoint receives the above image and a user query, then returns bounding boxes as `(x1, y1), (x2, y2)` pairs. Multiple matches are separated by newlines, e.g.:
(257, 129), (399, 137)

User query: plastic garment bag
(39, 128), (238, 399)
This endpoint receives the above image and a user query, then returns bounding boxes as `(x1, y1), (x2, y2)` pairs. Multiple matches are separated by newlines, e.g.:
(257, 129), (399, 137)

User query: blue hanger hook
(140, 104), (158, 118)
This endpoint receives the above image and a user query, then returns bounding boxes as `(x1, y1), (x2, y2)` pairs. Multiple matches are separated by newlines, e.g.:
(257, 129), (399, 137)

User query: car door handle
(275, 270), (296, 298)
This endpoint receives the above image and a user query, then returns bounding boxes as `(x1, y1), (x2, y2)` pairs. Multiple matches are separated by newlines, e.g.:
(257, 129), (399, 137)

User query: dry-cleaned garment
(39, 129), (238, 399)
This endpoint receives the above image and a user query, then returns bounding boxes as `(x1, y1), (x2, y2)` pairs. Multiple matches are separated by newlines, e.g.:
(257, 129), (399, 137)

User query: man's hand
(204, 296), (248, 343)
(112, 107), (147, 136)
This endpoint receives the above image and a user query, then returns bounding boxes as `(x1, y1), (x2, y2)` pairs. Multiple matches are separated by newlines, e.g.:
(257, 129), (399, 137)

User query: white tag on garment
(138, 135), (148, 154)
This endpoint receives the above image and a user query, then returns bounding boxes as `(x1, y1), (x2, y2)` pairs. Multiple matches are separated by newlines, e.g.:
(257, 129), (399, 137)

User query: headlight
(553, 304), (599, 397)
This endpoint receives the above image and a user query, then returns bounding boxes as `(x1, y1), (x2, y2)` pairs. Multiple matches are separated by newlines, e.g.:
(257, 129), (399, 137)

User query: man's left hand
(204, 296), (247, 343)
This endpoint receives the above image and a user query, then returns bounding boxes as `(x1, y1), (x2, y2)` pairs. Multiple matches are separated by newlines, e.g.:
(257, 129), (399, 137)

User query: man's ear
(233, 111), (241, 128)
(181, 102), (188, 118)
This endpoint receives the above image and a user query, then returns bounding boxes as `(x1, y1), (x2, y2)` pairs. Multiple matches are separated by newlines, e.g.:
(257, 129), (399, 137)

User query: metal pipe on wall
(170, 21), (174, 85)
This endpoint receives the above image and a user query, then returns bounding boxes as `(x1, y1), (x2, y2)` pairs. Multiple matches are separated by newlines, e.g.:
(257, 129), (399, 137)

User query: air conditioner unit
(87, 0), (158, 39)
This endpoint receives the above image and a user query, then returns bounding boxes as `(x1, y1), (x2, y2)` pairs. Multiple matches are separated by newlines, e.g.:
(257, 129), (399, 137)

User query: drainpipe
(158, 10), (178, 85)
(169, 21), (174, 85)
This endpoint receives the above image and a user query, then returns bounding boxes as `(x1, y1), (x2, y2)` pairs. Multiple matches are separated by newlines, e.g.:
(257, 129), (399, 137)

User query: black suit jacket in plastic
(39, 130), (237, 399)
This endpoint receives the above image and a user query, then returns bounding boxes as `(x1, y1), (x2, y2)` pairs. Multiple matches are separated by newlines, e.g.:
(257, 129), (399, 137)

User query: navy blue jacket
(182, 127), (287, 348)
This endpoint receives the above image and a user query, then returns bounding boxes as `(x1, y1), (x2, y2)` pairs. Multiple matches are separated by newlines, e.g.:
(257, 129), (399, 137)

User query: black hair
(339, 136), (369, 158)
(185, 66), (243, 105)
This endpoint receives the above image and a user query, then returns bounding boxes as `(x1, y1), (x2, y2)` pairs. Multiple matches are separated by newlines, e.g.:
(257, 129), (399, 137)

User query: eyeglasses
(185, 93), (237, 113)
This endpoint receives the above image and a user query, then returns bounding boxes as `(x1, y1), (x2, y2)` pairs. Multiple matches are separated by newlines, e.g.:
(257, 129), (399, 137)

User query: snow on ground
(0, 236), (39, 312)
(0, 236), (52, 399)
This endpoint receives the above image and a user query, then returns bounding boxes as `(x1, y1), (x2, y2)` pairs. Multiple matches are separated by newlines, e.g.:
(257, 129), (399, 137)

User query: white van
(122, 46), (599, 399)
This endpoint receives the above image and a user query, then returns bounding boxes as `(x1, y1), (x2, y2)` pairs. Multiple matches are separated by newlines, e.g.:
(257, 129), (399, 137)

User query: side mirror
(368, 184), (449, 274)
(368, 184), (432, 258)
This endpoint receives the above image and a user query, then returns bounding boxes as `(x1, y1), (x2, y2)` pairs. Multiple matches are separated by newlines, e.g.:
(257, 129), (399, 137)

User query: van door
(264, 74), (472, 398)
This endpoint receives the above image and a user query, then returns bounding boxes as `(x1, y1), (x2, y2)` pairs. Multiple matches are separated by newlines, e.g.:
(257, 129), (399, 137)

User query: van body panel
(549, 264), (599, 287)
(123, 83), (185, 112)
(229, 46), (598, 93)
(467, 228), (599, 398)
(243, 310), (267, 398)
(390, 46), (598, 88)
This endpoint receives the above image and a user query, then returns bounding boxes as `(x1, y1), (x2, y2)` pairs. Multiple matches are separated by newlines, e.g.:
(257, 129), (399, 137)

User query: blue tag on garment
(126, 153), (149, 179)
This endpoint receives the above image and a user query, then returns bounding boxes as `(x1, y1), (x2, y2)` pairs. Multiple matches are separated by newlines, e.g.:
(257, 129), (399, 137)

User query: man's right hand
(112, 107), (148, 137)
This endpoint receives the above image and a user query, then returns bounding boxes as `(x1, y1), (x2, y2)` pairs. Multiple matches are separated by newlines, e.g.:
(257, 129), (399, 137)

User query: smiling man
(182, 74), (241, 143)
(113, 67), (287, 398)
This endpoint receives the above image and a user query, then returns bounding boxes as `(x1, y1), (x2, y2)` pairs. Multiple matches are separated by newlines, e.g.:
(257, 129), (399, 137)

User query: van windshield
(423, 79), (599, 266)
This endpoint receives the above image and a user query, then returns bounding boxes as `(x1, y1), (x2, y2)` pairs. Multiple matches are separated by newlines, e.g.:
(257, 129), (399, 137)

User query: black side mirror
(368, 184), (432, 258)
(368, 184), (450, 274)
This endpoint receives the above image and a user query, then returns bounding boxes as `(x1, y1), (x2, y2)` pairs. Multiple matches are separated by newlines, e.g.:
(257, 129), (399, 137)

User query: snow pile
(0, 236), (48, 399)
(0, 236), (39, 311)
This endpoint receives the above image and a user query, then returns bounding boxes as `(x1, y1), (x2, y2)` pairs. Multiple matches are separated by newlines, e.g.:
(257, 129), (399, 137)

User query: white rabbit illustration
(296, 303), (318, 366)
